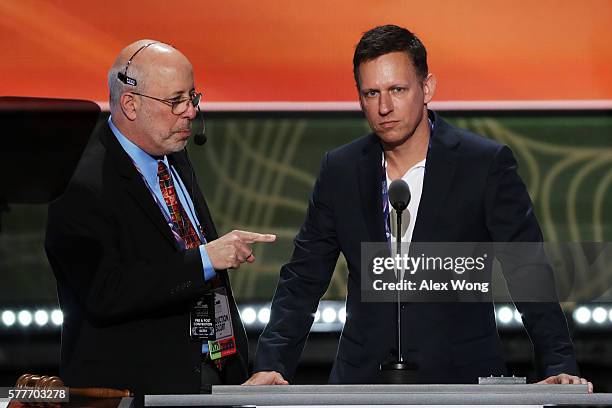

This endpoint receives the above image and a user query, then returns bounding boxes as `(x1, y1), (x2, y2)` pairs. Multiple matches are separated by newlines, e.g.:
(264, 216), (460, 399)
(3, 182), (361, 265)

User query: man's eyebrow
(167, 88), (195, 99)
(166, 92), (183, 99)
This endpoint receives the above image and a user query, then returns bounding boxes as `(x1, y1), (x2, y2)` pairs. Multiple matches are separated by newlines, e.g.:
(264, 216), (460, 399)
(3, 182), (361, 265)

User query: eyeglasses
(131, 92), (202, 115)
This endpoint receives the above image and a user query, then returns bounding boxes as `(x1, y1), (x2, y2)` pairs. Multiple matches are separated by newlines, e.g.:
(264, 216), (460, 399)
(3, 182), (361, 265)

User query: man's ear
(120, 92), (138, 121)
(356, 82), (367, 113)
(358, 91), (366, 112)
(423, 73), (437, 104)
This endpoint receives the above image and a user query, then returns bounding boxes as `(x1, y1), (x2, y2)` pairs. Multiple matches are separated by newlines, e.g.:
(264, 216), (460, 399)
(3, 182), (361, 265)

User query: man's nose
(184, 100), (198, 120)
(379, 92), (393, 115)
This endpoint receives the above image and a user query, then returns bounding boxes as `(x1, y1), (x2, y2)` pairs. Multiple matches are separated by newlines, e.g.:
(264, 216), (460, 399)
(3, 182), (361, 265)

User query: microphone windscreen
(194, 133), (206, 146)
(388, 179), (411, 212)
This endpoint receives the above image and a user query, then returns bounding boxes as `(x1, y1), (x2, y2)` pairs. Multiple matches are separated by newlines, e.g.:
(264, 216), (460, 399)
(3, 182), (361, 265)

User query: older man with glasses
(45, 40), (275, 402)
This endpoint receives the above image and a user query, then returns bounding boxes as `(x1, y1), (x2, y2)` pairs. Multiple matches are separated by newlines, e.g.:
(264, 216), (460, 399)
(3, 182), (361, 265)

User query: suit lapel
(99, 123), (179, 249)
(412, 113), (460, 242)
(357, 134), (387, 242)
(170, 151), (234, 292)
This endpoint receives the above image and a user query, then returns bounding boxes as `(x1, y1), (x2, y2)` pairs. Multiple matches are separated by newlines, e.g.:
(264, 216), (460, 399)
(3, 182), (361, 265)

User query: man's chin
(376, 130), (411, 147)
(176, 140), (189, 151)
(165, 139), (189, 154)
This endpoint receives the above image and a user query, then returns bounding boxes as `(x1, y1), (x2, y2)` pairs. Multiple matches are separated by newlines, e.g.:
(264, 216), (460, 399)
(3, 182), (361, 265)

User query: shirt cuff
(199, 244), (217, 281)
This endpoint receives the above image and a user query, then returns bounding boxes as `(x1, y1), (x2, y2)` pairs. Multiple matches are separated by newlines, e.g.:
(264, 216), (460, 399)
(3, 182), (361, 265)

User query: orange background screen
(1, 0), (611, 103)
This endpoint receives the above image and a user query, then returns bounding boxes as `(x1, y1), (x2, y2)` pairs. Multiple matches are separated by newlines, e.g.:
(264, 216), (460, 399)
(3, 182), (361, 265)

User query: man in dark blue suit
(246, 25), (591, 389)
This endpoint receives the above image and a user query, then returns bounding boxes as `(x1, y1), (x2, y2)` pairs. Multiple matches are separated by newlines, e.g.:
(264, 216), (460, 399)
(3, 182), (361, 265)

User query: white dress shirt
(385, 156), (426, 244)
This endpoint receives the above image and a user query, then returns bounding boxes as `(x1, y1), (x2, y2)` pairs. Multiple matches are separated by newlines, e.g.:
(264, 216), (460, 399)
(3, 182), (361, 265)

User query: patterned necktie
(157, 161), (202, 249)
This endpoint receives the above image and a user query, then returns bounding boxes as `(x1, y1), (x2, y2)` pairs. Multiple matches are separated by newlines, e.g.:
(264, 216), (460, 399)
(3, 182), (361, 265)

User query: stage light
(2, 310), (16, 327)
(592, 307), (607, 324)
(34, 310), (49, 326)
(18, 310), (32, 327)
(574, 306), (591, 325)
(241, 307), (257, 325)
(497, 306), (513, 324)
(321, 307), (336, 323)
(609, 308), (612, 323)
(51, 309), (63, 326)
(314, 310), (321, 322)
(338, 307), (346, 324)
(513, 309), (523, 323)
(257, 308), (270, 324)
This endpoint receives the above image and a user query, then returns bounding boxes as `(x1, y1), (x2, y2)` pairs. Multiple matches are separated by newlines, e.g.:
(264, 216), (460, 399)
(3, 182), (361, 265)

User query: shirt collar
(108, 116), (168, 187)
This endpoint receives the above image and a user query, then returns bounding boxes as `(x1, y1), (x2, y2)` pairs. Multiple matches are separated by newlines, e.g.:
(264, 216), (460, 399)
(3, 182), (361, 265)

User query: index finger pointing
(235, 231), (277, 243)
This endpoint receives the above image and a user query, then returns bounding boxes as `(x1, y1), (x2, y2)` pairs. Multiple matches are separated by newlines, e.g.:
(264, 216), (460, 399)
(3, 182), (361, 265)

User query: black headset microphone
(193, 131), (206, 146)
(192, 107), (207, 146)
(181, 105), (207, 229)
(185, 108), (206, 215)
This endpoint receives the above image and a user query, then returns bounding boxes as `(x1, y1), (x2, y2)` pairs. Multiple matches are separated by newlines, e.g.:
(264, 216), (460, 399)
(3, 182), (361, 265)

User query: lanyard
(382, 160), (392, 245)
(382, 118), (434, 245)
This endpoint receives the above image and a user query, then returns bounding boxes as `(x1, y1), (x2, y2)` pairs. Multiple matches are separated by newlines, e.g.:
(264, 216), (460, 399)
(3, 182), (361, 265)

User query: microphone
(388, 179), (411, 213)
(388, 179), (410, 349)
(192, 107), (207, 145)
(379, 178), (418, 383)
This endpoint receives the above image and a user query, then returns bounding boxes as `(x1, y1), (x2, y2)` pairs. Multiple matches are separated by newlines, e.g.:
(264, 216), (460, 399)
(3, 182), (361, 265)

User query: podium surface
(145, 384), (612, 407)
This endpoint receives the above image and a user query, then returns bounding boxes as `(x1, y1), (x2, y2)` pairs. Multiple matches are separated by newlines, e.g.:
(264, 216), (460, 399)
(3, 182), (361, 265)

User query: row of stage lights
(573, 306), (612, 325)
(2, 304), (612, 330)
(491, 305), (612, 327)
(468, 305), (612, 329)
(1, 309), (63, 328)
(239, 301), (347, 329)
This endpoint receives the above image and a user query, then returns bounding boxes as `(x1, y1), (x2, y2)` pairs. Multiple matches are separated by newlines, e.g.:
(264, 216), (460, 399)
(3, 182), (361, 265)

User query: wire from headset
(116, 41), (160, 86)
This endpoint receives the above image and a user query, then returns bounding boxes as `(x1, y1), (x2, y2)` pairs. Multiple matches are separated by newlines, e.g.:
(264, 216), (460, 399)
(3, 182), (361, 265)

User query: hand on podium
(537, 373), (593, 393)
(242, 371), (289, 385)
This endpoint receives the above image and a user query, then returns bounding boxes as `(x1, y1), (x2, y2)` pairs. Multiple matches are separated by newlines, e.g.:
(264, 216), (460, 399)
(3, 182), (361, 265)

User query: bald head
(108, 40), (193, 113)
(107, 39), (198, 156)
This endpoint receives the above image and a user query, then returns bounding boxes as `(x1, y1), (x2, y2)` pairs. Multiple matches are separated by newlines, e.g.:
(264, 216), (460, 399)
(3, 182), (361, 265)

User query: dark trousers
(200, 359), (222, 392)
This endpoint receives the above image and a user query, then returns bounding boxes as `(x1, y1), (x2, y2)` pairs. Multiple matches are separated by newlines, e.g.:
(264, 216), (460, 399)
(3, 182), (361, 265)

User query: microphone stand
(380, 207), (418, 384)
(396, 209), (403, 364)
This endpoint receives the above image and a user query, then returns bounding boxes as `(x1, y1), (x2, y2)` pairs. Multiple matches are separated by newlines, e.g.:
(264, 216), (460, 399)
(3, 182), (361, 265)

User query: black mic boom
(192, 108), (207, 145)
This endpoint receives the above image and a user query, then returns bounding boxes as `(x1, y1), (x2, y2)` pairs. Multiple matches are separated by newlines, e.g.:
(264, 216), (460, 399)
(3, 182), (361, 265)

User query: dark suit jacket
(45, 121), (248, 396)
(254, 111), (577, 384)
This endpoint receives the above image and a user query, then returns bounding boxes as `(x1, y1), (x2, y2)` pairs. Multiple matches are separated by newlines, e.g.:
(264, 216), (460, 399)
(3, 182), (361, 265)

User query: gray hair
(107, 63), (148, 113)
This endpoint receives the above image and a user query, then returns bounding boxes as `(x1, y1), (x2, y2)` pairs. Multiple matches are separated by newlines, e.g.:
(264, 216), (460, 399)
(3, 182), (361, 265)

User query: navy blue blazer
(254, 111), (577, 384)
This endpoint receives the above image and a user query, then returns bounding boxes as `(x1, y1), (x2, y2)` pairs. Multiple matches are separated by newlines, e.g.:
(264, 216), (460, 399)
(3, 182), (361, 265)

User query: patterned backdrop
(1, 112), (611, 305)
